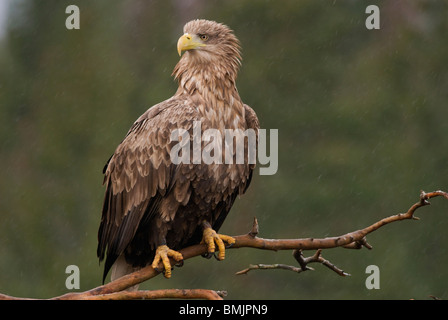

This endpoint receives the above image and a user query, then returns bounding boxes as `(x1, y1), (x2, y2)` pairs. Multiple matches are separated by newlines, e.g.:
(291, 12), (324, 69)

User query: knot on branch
(248, 217), (259, 238)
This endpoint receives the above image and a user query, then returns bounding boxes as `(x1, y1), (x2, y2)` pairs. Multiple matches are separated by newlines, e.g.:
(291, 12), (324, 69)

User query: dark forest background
(0, 0), (447, 299)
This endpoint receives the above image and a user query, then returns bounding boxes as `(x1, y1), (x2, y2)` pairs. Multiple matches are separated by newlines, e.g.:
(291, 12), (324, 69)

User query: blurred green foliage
(0, 0), (447, 299)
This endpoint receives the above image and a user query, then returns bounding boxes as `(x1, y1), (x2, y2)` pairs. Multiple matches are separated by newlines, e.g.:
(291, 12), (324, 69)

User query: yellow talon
(201, 227), (235, 261)
(151, 245), (183, 278)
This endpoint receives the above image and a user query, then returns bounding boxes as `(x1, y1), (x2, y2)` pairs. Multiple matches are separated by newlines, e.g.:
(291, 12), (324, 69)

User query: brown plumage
(97, 19), (259, 283)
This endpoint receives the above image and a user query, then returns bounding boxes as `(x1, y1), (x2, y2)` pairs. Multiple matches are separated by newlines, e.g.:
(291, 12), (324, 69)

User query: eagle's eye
(199, 34), (209, 41)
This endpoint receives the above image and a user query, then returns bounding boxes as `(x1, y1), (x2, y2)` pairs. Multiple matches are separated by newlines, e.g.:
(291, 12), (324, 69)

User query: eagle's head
(174, 19), (242, 83)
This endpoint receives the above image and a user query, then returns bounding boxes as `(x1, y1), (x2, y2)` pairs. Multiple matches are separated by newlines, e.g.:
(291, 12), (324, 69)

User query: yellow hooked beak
(177, 33), (206, 56)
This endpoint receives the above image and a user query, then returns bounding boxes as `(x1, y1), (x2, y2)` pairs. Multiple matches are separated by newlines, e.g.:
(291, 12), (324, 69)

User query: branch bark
(1, 190), (447, 300)
(72, 289), (226, 300)
(1, 289), (226, 301)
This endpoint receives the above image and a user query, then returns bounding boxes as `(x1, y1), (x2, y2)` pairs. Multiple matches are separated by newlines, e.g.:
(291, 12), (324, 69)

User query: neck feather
(172, 54), (244, 129)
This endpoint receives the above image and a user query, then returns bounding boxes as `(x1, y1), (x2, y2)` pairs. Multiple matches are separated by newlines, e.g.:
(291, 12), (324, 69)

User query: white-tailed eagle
(97, 19), (259, 284)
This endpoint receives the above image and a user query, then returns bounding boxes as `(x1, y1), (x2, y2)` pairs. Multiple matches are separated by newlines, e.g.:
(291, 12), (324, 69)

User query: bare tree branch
(234, 190), (447, 277)
(73, 289), (226, 301)
(1, 190), (446, 300)
(1, 289), (226, 301)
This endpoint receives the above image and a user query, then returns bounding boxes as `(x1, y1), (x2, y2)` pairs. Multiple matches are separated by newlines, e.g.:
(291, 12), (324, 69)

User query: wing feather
(97, 97), (199, 281)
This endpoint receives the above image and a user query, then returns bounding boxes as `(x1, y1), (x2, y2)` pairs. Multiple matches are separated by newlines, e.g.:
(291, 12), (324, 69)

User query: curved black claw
(175, 260), (184, 267)
(201, 252), (214, 259)
(153, 266), (162, 273)
(225, 242), (234, 249)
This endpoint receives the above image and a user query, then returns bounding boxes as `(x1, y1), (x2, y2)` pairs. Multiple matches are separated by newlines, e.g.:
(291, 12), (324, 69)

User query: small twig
(342, 237), (373, 250)
(236, 249), (350, 277)
(297, 249), (350, 276)
(248, 217), (259, 238)
(235, 263), (306, 275)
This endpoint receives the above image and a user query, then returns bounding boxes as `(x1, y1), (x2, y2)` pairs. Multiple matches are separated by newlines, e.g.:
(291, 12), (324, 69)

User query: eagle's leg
(201, 221), (235, 261)
(151, 244), (183, 279)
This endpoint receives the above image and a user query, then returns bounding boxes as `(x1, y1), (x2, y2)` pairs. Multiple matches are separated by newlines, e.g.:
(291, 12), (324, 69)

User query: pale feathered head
(173, 19), (242, 84)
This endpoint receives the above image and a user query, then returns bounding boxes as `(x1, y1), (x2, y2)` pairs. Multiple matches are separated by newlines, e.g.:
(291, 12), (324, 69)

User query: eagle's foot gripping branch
(201, 223), (235, 261)
(151, 245), (183, 279)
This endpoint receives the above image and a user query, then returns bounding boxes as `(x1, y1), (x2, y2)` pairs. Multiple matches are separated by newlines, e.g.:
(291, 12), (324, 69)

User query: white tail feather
(110, 254), (140, 291)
